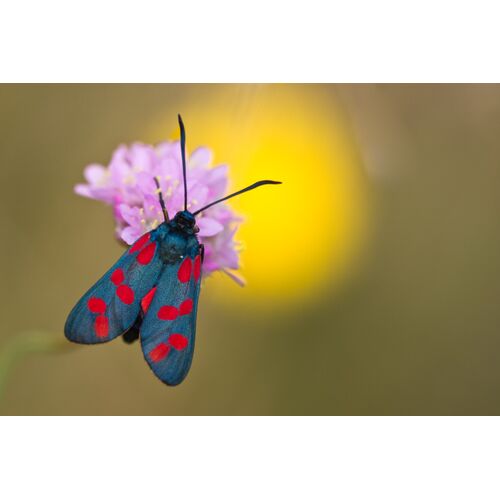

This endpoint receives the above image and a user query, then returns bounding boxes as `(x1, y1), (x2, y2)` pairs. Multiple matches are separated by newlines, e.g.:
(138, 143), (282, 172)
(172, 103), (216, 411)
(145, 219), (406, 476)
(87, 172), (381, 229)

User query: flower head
(75, 140), (244, 284)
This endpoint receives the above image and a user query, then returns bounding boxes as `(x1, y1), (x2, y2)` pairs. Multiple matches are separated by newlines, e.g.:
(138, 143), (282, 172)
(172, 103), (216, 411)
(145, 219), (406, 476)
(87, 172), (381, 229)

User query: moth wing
(65, 231), (163, 344)
(140, 249), (202, 386)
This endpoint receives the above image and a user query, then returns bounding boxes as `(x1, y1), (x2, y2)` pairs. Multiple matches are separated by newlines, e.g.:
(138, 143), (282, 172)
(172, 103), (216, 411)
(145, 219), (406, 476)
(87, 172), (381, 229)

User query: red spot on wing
(178, 258), (192, 283)
(111, 268), (125, 285)
(158, 305), (178, 320)
(94, 315), (109, 337)
(150, 343), (170, 362)
(179, 298), (193, 316)
(87, 297), (106, 314)
(117, 285), (135, 305)
(169, 333), (189, 350)
(141, 286), (157, 314)
(194, 255), (201, 282)
(129, 233), (150, 253)
(137, 242), (156, 265)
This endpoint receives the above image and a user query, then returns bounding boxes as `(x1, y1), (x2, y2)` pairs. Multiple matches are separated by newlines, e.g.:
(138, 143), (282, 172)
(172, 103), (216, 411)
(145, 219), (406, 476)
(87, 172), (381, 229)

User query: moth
(65, 115), (281, 385)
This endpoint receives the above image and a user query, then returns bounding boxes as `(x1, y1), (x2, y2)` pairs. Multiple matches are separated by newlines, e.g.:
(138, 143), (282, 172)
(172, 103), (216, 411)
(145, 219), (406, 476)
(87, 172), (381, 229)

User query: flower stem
(0, 332), (74, 406)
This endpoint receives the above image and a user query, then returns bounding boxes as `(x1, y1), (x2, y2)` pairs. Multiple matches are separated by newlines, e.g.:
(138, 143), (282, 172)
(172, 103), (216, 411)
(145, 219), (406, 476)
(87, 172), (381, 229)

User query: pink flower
(75, 140), (244, 284)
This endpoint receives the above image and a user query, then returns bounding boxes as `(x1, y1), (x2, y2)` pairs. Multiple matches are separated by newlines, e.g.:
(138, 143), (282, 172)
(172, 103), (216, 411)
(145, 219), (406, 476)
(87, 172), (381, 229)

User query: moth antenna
(178, 114), (188, 212)
(154, 177), (169, 222)
(192, 180), (282, 216)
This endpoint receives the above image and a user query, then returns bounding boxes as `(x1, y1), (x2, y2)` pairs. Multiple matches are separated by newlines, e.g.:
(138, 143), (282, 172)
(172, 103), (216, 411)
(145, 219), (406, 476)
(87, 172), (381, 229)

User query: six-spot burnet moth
(65, 115), (281, 386)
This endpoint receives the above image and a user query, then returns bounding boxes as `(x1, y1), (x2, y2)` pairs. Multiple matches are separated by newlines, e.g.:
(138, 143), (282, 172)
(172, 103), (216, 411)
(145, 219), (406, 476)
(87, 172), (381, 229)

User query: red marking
(169, 333), (188, 350)
(179, 298), (193, 316)
(111, 268), (125, 285)
(137, 242), (156, 265)
(116, 285), (134, 305)
(94, 315), (109, 338)
(150, 343), (170, 362)
(178, 258), (192, 283)
(141, 286), (157, 314)
(158, 305), (178, 320)
(129, 233), (150, 253)
(87, 297), (106, 314)
(194, 255), (201, 282)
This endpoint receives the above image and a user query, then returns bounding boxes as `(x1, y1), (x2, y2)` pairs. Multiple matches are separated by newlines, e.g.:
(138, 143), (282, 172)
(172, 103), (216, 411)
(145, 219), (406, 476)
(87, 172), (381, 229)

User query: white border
(1, 1), (500, 82)
(1, 417), (499, 500)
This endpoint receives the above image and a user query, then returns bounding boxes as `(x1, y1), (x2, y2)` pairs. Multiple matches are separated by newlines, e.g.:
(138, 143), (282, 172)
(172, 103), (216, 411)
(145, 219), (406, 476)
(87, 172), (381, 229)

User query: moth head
(172, 210), (199, 234)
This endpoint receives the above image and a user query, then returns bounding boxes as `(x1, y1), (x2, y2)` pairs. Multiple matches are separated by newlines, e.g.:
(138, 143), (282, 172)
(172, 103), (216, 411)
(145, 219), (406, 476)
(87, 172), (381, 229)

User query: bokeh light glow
(155, 85), (368, 307)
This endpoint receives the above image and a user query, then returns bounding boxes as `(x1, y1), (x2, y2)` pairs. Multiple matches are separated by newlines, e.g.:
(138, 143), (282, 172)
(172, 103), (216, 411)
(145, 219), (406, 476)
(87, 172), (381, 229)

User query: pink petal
(74, 184), (92, 198)
(189, 147), (213, 168)
(143, 194), (162, 220)
(119, 204), (142, 226)
(187, 184), (209, 211)
(109, 149), (132, 183)
(156, 141), (178, 157)
(206, 165), (228, 198)
(120, 226), (144, 245)
(197, 217), (224, 237)
(223, 269), (246, 286)
(219, 246), (240, 269)
(129, 143), (156, 172)
(83, 164), (107, 185)
(75, 184), (116, 203)
(201, 256), (219, 272)
(111, 144), (129, 164)
(136, 172), (156, 195)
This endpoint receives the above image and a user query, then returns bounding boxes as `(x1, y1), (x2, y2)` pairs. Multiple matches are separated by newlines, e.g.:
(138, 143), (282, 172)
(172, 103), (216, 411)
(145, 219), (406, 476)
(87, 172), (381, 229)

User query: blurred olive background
(1, 84), (500, 415)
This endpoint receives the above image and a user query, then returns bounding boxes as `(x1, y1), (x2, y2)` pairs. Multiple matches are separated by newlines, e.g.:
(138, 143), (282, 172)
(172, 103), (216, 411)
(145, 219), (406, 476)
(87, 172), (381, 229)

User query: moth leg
(199, 244), (205, 263)
(122, 315), (142, 344)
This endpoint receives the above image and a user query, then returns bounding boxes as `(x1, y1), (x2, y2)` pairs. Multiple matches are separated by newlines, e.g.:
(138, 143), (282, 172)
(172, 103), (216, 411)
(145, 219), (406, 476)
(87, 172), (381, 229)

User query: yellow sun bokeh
(153, 85), (369, 307)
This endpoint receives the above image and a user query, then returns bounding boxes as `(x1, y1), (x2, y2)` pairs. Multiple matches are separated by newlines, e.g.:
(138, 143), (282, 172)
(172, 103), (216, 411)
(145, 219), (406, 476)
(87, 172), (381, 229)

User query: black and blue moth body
(65, 211), (202, 386)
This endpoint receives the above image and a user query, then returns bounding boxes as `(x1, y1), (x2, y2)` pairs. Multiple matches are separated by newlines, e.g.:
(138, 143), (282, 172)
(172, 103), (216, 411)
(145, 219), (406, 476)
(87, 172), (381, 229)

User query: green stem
(0, 332), (74, 404)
